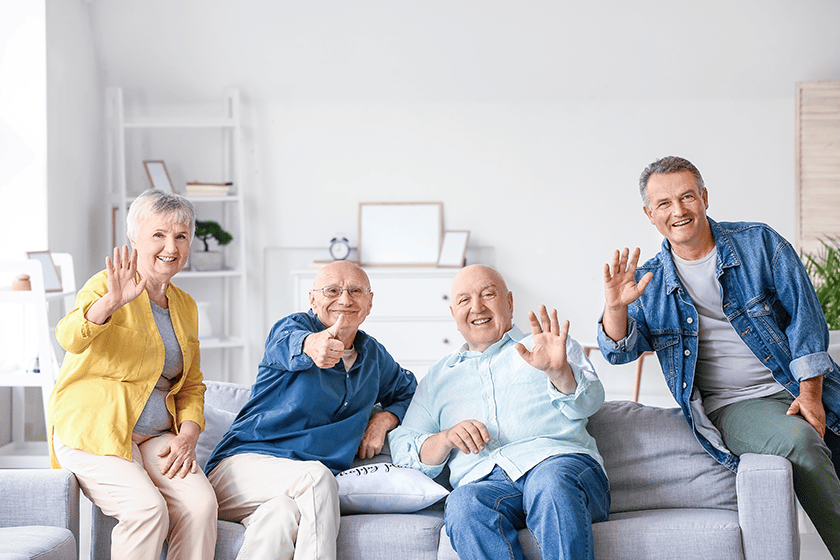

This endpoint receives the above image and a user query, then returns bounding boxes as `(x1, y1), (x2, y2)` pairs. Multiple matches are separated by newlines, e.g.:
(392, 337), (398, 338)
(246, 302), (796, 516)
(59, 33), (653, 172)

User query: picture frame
(143, 160), (174, 193)
(26, 250), (63, 292)
(359, 202), (443, 266)
(437, 230), (470, 268)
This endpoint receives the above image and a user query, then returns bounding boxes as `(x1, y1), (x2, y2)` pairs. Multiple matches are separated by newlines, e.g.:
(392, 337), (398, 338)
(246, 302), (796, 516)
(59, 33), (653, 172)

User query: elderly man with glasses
(205, 260), (417, 560)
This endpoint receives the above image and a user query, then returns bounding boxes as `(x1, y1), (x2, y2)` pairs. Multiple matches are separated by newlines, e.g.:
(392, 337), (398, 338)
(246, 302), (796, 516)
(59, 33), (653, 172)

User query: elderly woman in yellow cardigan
(48, 189), (217, 560)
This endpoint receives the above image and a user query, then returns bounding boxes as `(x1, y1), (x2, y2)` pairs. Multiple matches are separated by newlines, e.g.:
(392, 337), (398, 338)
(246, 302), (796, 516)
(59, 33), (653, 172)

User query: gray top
(133, 299), (184, 437)
(671, 248), (780, 413)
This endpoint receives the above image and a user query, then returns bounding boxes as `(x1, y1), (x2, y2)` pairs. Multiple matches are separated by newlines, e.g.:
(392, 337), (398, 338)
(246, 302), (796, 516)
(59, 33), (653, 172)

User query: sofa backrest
(588, 400), (737, 514)
(198, 381), (738, 515)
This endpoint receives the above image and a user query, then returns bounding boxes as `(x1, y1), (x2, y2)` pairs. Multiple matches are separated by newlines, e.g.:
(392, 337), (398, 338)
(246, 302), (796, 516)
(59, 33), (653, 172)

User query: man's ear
(702, 188), (709, 210)
(308, 291), (316, 310)
(643, 205), (654, 224)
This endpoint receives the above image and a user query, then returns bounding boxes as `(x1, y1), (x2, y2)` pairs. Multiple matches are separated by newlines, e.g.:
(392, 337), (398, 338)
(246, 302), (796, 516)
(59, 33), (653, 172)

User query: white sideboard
(292, 267), (464, 380)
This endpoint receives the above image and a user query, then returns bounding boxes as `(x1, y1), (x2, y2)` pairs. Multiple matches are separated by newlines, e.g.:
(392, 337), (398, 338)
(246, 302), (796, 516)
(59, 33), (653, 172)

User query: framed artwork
(143, 160), (173, 193)
(359, 202), (443, 266)
(26, 250), (63, 292)
(437, 230), (470, 267)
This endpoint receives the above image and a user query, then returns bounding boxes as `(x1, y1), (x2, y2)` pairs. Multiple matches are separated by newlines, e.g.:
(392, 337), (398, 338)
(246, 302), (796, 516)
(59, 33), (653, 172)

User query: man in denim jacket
(598, 155), (840, 556)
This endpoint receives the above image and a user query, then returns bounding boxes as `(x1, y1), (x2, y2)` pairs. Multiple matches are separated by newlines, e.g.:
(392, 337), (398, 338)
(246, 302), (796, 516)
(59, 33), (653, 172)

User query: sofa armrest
(736, 453), (799, 560)
(0, 468), (80, 555)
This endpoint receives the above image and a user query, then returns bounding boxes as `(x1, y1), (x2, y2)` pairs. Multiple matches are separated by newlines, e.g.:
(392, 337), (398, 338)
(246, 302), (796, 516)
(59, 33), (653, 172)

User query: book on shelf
(186, 181), (232, 197)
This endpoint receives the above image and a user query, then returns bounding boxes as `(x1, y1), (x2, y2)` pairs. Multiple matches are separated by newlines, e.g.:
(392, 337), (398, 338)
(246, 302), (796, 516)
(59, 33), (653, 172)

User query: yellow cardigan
(48, 270), (206, 468)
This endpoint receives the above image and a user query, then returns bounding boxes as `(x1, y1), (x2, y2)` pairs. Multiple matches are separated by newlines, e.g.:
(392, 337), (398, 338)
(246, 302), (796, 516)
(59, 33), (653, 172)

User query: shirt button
(764, 304), (770, 311)
(344, 402), (348, 407)
(683, 382), (688, 389)
(684, 349), (691, 356)
(686, 317), (694, 324)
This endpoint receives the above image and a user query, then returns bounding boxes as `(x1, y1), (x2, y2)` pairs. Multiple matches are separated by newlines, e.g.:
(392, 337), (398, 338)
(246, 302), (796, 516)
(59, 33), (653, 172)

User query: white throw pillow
(336, 462), (449, 514)
(196, 404), (238, 470)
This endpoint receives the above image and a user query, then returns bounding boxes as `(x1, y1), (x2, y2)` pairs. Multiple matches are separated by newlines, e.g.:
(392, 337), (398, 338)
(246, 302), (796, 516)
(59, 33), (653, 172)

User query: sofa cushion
(338, 511), (445, 560)
(196, 404), (238, 470)
(437, 508), (743, 560)
(336, 462), (449, 514)
(587, 400), (737, 513)
(204, 380), (252, 413)
(0, 526), (76, 560)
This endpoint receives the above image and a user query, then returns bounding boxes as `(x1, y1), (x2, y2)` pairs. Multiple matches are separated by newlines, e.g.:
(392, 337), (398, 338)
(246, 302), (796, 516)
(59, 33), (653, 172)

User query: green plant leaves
(802, 238), (840, 330)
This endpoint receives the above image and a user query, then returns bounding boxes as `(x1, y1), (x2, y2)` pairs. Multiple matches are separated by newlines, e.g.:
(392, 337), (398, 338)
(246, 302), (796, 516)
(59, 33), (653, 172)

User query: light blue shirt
(389, 326), (605, 489)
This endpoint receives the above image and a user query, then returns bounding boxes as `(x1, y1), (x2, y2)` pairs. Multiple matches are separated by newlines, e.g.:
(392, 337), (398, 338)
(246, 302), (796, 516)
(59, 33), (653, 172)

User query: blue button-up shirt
(205, 310), (417, 475)
(389, 326), (605, 489)
(597, 218), (840, 471)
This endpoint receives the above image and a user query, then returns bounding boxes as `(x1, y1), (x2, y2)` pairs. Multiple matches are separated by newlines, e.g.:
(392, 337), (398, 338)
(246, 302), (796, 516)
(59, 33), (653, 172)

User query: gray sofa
(90, 380), (800, 560)
(0, 468), (80, 560)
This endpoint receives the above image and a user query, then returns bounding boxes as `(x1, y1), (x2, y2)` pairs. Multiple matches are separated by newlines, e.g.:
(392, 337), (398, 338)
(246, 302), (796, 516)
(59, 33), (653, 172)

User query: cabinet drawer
(296, 270), (456, 319)
(363, 320), (463, 363)
(368, 275), (454, 318)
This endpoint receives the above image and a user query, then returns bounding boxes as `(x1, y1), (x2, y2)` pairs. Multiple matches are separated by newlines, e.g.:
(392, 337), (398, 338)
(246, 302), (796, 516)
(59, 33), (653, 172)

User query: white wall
(1, 0), (47, 447)
(1, 0), (47, 260)
(45, 0), (840, 396)
(46, 0), (105, 285)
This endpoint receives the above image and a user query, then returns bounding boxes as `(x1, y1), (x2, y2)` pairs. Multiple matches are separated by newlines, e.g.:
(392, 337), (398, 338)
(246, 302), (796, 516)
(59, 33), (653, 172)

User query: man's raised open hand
(515, 305), (577, 394)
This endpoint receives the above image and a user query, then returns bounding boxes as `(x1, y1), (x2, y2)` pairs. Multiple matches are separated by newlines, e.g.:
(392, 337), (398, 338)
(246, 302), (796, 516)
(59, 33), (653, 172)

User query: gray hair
(126, 189), (195, 243)
(639, 156), (705, 207)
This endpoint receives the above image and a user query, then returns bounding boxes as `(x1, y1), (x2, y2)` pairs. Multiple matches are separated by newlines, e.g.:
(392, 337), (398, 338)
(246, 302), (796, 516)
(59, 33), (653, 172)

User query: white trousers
(207, 453), (340, 560)
(53, 431), (218, 560)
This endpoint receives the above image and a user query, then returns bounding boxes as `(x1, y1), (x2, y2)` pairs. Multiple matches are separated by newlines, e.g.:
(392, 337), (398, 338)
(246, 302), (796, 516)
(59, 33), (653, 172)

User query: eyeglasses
(311, 286), (371, 299)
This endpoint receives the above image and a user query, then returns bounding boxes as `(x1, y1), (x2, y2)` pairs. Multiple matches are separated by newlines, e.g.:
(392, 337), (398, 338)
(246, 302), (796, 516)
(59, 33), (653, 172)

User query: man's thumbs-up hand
(304, 313), (348, 369)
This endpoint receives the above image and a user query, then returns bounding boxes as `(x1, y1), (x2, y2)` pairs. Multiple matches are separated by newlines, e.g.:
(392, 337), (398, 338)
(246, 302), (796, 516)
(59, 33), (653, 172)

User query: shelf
(185, 194), (242, 203)
(199, 336), (246, 349)
(123, 117), (236, 129)
(176, 269), (243, 279)
(0, 372), (49, 387)
(109, 193), (242, 205)
(0, 441), (50, 468)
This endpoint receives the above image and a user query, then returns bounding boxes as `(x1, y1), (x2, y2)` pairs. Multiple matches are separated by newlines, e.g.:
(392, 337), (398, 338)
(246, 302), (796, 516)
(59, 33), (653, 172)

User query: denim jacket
(597, 218), (840, 471)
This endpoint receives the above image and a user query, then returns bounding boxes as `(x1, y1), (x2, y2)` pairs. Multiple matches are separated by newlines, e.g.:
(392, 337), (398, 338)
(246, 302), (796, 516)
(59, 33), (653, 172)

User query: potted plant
(190, 220), (233, 271)
(802, 237), (840, 361)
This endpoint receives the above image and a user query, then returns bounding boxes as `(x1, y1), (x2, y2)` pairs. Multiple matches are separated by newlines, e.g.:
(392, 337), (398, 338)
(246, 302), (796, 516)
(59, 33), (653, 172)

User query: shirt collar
(444, 325), (525, 367)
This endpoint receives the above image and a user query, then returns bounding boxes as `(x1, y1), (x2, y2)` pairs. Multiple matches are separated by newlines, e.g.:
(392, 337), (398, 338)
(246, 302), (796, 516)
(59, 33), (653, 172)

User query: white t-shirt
(672, 248), (781, 413)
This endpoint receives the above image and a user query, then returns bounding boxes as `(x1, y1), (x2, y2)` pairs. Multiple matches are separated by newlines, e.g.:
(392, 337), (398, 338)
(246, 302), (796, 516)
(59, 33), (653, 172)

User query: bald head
(309, 261), (373, 331)
(450, 265), (514, 352)
(313, 260), (370, 290)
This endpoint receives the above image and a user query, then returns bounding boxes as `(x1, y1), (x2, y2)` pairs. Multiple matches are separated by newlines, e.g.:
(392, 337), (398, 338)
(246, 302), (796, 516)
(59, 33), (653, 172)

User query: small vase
(196, 301), (213, 339)
(190, 251), (224, 271)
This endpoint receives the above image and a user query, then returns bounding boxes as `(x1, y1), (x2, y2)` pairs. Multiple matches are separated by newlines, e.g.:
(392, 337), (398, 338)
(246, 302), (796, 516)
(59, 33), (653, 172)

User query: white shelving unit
(106, 87), (249, 382)
(0, 260), (60, 468)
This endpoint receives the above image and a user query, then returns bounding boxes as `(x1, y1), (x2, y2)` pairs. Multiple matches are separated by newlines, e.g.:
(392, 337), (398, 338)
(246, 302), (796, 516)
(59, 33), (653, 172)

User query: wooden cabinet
(292, 267), (463, 380)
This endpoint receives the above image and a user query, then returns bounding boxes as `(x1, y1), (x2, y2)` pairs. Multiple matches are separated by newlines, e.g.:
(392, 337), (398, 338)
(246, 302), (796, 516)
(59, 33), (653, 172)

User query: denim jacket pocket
(746, 296), (791, 355)
(650, 333), (680, 386)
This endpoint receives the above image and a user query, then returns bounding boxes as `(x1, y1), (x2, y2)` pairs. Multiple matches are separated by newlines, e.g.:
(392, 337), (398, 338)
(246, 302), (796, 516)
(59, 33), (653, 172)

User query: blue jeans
(444, 454), (610, 560)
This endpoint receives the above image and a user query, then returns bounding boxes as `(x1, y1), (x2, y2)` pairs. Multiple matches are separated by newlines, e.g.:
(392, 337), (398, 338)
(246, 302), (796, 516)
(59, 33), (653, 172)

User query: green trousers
(708, 391), (840, 559)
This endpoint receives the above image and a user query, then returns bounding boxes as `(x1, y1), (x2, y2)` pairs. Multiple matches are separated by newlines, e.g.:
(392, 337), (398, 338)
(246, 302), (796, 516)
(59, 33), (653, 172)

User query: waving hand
(515, 305), (577, 394)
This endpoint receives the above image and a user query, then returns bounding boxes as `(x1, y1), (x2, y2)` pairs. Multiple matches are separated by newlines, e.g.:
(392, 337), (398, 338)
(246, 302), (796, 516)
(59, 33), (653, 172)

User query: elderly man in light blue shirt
(389, 265), (609, 560)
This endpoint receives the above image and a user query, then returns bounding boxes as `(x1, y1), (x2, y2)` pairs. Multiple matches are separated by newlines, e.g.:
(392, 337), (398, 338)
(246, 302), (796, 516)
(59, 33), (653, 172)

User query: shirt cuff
(790, 351), (835, 382)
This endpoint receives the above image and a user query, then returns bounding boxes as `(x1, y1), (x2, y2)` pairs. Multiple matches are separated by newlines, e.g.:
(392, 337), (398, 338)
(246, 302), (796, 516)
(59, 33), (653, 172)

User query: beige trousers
(53, 431), (218, 560)
(207, 453), (340, 560)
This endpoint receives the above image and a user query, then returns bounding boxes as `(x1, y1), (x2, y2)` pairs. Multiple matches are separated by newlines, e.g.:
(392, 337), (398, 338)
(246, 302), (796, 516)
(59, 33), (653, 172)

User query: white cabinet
(292, 267), (463, 380)
(105, 87), (249, 382)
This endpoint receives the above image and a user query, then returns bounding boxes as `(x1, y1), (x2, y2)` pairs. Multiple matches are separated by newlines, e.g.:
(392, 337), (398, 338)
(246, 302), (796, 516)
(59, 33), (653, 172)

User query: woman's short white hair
(126, 189), (196, 244)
